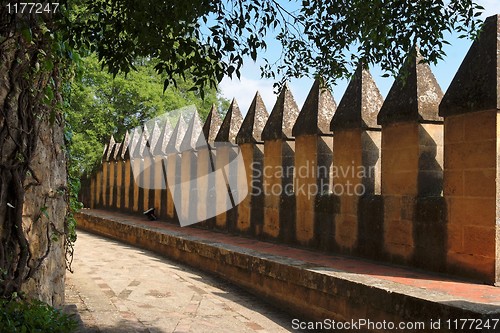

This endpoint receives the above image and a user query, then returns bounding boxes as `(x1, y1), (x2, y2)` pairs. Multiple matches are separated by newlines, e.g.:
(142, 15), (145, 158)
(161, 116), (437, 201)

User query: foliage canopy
(67, 54), (228, 175)
(66, 0), (485, 90)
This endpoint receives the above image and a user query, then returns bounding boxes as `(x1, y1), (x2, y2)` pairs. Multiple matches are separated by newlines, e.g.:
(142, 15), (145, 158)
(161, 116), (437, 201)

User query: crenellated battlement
(80, 14), (500, 285)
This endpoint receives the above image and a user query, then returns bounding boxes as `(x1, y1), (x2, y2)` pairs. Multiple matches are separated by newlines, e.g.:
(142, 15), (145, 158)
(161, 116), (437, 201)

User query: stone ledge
(75, 210), (500, 332)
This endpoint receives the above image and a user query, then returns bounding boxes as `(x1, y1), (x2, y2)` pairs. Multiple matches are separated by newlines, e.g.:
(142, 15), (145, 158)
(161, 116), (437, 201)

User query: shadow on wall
(417, 124), (443, 197)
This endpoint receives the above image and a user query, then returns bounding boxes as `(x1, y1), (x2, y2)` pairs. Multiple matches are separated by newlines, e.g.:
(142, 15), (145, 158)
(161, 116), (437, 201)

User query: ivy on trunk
(0, 6), (68, 303)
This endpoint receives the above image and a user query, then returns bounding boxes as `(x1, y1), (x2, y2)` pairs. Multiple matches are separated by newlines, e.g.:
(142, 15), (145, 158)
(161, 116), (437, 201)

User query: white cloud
(218, 1), (500, 116)
(218, 76), (279, 116)
(218, 75), (319, 118)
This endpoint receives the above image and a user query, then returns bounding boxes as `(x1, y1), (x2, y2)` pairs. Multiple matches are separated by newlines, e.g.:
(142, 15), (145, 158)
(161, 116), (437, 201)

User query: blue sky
(218, 0), (499, 115)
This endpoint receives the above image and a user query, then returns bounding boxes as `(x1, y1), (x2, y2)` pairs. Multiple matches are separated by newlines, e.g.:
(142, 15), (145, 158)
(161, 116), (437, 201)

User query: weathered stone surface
(331, 66), (383, 130)
(104, 136), (116, 161)
(165, 115), (187, 154)
(377, 51), (444, 125)
(414, 197), (446, 272)
(293, 79), (336, 136)
(145, 121), (161, 154)
(236, 92), (269, 144)
(110, 142), (122, 161)
(127, 128), (141, 158)
(261, 83), (300, 140)
(197, 104), (222, 147)
(443, 108), (498, 284)
(440, 14), (500, 116)
(152, 120), (173, 156)
(119, 131), (130, 160)
(215, 99), (243, 143)
(132, 128), (152, 158)
(180, 112), (203, 151)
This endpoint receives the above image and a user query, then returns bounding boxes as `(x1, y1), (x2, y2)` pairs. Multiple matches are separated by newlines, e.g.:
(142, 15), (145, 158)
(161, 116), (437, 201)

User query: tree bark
(0, 12), (67, 306)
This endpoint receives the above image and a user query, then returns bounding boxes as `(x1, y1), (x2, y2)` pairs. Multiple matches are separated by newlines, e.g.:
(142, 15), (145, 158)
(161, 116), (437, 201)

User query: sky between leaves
(218, 0), (499, 116)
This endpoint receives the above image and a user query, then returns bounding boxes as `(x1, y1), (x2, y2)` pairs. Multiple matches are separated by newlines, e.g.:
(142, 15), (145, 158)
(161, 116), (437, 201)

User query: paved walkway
(64, 231), (296, 333)
(83, 210), (500, 306)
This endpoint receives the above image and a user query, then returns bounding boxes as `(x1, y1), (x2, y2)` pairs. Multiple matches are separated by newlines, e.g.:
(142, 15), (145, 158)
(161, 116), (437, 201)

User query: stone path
(64, 231), (296, 333)
(83, 210), (500, 306)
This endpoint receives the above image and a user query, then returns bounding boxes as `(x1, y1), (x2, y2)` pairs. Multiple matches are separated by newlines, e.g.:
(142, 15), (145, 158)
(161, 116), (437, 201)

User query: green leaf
(21, 28), (32, 43)
(44, 59), (54, 71)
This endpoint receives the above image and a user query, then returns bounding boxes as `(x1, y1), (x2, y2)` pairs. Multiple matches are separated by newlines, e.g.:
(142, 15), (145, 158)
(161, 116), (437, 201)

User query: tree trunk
(0, 13), (67, 306)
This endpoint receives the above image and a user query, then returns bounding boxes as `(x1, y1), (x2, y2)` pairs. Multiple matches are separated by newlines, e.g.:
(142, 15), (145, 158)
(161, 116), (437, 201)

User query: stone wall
(81, 14), (500, 285)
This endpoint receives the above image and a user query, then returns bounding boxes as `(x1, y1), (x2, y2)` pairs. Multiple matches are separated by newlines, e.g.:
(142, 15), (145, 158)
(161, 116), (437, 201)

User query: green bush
(0, 298), (77, 333)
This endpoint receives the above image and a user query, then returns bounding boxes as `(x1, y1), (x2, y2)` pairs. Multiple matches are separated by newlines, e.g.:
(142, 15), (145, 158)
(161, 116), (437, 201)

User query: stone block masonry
(439, 14), (500, 283)
(80, 14), (500, 286)
(76, 209), (500, 333)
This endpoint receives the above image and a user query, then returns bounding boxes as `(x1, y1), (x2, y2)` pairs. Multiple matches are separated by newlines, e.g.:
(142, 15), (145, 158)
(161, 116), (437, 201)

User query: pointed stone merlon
(195, 105), (222, 225)
(331, 67), (382, 131)
(152, 121), (173, 156)
(114, 140), (124, 210)
(101, 136), (116, 208)
(98, 147), (107, 209)
(119, 131), (130, 160)
(178, 112), (204, 224)
(236, 92), (269, 144)
(213, 99), (244, 230)
(115, 132), (131, 211)
(331, 67), (384, 250)
(293, 79), (336, 245)
(148, 120), (173, 218)
(132, 127), (152, 159)
(166, 115), (188, 154)
(377, 51), (444, 260)
(115, 130), (134, 212)
(142, 122), (162, 214)
(165, 116), (187, 220)
(262, 84), (300, 239)
(110, 142), (122, 161)
(293, 79), (336, 136)
(141, 120), (160, 214)
(129, 128), (148, 213)
(261, 83), (300, 141)
(130, 127), (154, 213)
(145, 121), (161, 155)
(131, 157), (141, 211)
(109, 140), (125, 210)
(439, 14), (500, 284)
(126, 129), (140, 159)
(108, 142), (121, 208)
(142, 121), (167, 217)
(94, 141), (107, 208)
(197, 104), (222, 149)
(180, 112), (203, 152)
(104, 135), (116, 161)
(97, 142), (107, 208)
(215, 99), (244, 143)
(235, 92), (269, 233)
